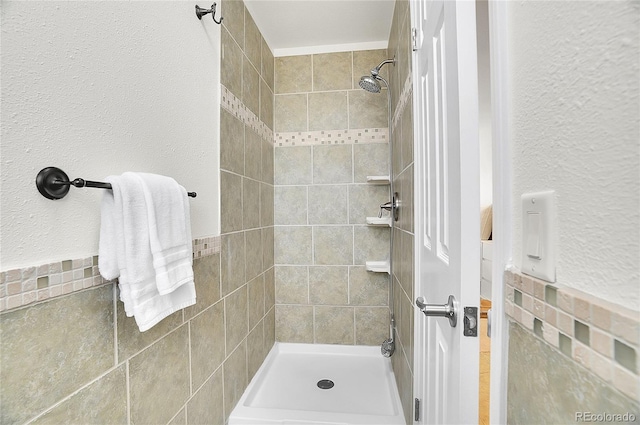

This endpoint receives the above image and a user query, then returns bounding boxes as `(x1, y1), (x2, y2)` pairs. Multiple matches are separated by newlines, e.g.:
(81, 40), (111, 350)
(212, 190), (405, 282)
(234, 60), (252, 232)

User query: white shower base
(228, 342), (406, 425)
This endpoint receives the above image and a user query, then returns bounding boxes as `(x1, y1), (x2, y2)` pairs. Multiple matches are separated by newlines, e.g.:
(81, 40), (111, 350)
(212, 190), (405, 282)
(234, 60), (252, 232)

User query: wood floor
(479, 300), (491, 425)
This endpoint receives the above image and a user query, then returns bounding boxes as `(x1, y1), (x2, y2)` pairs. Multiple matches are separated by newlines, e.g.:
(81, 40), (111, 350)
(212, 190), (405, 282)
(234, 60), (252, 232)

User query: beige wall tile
(245, 127), (262, 181)
(276, 305), (313, 343)
(355, 307), (389, 345)
(248, 274), (265, 329)
(243, 178), (260, 230)
(349, 90), (388, 129)
(313, 52), (353, 91)
(264, 267), (275, 311)
(260, 183), (274, 227)
(312, 145), (353, 184)
(275, 55), (312, 94)
(243, 57), (260, 117)
(353, 143), (389, 182)
(221, 28), (243, 99)
(308, 91), (348, 131)
(314, 306), (354, 344)
(348, 185), (389, 225)
(168, 409), (186, 424)
(0, 286), (114, 425)
(221, 171), (243, 233)
(185, 253), (222, 320)
(190, 301), (225, 390)
(247, 322), (265, 382)
(262, 38), (275, 91)
(354, 226), (390, 265)
(397, 9), (411, 91)
(118, 303), (183, 361)
(31, 365), (126, 425)
(221, 232), (246, 296)
(260, 79), (274, 131)
(308, 185), (348, 224)
(274, 186), (307, 225)
(313, 226), (354, 265)
(221, 0), (244, 50)
(275, 94), (307, 132)
(187, 368), (224, 425)
(262, 227), (275, 271)
(275, 146), (312, 185)
(275, 226), (312, 264)
(130, 325), (189, 425)
(309, 266), (348, 305)
(262, 138), (274, 184)
(401, 93), (413, 169)
(349, 266), (389, 306)
(220, 108), (245, 175)
(225, 285), (248, 355)
(245, 229), (263, 282)
(507, 322), (639, 424)
(223, 341), (247, 422)
(244, 9), (261, 70)
(265, 305), (276, 350)
(275, 266), (308, 304)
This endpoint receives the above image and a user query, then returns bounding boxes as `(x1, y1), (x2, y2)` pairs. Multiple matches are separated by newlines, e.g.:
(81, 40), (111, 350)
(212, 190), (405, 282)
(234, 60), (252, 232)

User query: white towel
(98, 172), (196, 332)
(136, 173), (194, 295)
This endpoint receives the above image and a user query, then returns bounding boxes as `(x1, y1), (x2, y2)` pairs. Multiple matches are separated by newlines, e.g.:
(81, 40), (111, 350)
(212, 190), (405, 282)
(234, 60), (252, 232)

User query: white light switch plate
(521, 191), (556, 282)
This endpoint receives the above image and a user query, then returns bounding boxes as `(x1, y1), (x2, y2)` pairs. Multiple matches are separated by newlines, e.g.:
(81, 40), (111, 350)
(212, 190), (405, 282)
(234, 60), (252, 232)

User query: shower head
(359, 75), (381, 93)
(359, 57), (396, 94)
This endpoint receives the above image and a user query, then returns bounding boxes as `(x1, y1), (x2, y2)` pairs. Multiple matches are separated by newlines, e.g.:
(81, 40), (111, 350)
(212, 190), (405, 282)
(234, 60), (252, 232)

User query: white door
(411, 0), (480, 424)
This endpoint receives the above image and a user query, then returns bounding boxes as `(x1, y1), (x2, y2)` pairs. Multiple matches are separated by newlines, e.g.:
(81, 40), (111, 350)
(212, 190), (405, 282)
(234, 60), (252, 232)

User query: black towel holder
(35, 167), (197, 200)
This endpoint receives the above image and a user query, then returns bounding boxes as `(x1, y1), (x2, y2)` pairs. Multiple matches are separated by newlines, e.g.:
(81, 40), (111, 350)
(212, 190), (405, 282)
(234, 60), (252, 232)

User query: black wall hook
(196, 3), (223, 24)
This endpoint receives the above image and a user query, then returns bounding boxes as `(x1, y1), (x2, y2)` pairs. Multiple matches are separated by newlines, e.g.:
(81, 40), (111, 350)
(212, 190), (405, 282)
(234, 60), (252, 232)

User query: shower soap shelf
(365, 260), (390, 274)
(366, 216), (392, 227)
(366, 175), (391, 185)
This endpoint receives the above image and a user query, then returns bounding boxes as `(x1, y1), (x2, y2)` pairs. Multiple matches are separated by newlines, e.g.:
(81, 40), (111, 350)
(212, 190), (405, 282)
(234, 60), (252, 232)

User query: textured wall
(0, 2), (221, 270)
(508, 1), (639, 309)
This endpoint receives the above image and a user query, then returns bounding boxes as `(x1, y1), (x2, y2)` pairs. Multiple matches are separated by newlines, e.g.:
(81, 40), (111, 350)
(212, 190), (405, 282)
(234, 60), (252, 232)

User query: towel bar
(36, 167), (197, 200)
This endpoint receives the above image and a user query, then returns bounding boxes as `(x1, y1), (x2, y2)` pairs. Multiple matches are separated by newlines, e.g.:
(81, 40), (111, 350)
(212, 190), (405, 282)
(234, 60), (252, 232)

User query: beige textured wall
(272, 49), (393, 345)
(387, 0), (414, 424)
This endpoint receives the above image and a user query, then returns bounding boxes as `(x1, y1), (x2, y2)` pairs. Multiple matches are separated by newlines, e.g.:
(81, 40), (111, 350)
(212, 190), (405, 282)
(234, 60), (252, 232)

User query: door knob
(415, 295), (457, 327)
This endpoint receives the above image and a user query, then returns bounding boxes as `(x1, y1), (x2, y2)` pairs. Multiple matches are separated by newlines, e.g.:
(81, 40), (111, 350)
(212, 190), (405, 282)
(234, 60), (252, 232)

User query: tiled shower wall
(387, 0), (415, 424)
(272, 49), (394, 345)
(219, 0), (276, 421)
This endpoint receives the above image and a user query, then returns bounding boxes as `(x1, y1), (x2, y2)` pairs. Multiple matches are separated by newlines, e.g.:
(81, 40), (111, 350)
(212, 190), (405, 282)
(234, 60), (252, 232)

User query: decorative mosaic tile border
(0, 235), (221, 314)
(274, 128), (388, 147)
(221, 85), (274, 144)
(505, 268), (640, 401)
(392, 73), (413, 129)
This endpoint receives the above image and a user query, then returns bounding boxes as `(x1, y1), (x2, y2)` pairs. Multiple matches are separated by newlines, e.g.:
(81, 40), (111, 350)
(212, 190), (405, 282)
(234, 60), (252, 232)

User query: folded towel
(98, 172), (196, 331)
(136, 173), (194, 296)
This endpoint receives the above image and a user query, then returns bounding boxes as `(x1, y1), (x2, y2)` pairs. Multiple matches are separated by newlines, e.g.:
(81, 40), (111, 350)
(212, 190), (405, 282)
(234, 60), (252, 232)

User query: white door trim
(488, 1), (512, 424)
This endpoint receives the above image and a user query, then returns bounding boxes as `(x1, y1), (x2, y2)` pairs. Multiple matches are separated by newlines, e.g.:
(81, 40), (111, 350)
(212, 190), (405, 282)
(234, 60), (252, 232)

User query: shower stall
(229, 51), (406, 424)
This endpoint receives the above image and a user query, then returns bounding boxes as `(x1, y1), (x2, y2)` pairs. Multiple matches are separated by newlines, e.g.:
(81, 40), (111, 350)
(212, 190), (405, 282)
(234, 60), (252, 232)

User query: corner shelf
(365, 260), (390, 274)
(366, 216), (392, 227)
(366, 175), (391, 185)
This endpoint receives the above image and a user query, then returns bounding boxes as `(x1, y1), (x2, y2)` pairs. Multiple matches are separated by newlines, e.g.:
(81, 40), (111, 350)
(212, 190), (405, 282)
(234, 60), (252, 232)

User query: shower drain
(317, 379), (334, 389)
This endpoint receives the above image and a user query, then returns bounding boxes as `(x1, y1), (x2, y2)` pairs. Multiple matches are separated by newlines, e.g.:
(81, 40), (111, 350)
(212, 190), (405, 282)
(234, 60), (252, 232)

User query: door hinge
(412, 27), (418, 51)
(414, 398), (420, 421)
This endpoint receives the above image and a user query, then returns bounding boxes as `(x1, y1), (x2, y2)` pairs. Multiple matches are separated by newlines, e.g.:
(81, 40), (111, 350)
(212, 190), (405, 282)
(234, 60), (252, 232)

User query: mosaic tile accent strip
(221, 84), (274, 143)
(0, 235), (221, 313)
(274, 128), (388, 147)
(505, 268), (640, 401)
(392, 74), (413, 129)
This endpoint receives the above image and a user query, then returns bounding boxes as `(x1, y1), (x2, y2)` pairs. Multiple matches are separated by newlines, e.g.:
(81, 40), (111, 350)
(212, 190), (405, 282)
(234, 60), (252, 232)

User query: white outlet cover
(521, 190), (556, 282)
